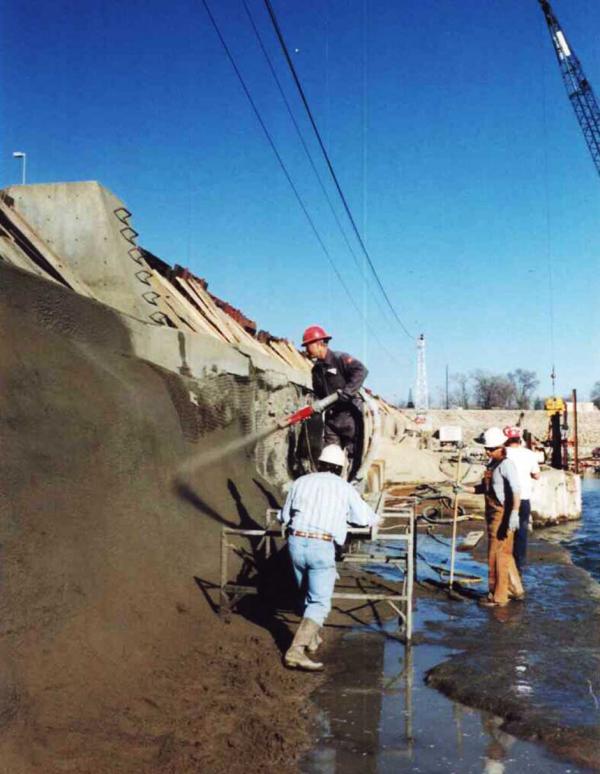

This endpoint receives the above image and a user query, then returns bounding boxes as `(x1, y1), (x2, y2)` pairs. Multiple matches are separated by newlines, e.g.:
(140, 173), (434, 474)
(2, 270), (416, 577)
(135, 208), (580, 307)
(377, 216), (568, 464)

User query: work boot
(284, 618), (324, 671)
(306, 626), (323, 654)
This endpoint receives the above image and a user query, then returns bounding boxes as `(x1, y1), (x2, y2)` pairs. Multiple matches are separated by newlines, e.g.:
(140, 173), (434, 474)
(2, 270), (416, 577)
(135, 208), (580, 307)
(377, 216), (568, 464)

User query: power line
(241, 0), (394, 329)
(263, 0), (414, 341)
(199, 0), (406, 365)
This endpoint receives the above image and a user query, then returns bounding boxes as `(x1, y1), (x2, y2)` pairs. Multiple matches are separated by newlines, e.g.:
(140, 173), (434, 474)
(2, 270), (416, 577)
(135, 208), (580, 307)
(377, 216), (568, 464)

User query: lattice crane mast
(538, 0), (600, 177)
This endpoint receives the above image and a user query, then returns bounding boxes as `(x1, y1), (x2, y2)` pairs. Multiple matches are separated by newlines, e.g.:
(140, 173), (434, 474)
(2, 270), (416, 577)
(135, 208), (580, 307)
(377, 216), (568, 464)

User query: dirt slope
(0, 263), (313, 772)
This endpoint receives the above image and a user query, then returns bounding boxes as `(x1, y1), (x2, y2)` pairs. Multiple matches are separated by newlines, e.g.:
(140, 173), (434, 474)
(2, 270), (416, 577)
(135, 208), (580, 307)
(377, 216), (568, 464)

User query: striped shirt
(278, 471), (379, 545)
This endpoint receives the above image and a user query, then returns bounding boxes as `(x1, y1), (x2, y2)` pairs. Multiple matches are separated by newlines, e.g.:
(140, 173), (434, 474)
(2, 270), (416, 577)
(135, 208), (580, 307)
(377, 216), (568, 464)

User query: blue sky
(2, 0), (599, 403)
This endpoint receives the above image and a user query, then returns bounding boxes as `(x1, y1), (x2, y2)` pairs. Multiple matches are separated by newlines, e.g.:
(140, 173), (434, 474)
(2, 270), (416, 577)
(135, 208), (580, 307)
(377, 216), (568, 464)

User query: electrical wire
(263, 0), (415, 341)
(200, 0), (405, 364)
(241, 0), (396, 334)
(361, 0), (369, 363)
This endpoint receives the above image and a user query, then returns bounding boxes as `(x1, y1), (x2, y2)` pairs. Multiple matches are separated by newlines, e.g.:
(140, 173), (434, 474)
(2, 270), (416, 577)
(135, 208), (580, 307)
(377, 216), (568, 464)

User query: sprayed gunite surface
(0, 261), (319, 772)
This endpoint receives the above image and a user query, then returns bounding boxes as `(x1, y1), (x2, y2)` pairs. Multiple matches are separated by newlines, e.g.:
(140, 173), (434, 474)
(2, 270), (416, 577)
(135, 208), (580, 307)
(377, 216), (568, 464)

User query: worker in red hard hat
(301, 325), (368, 469)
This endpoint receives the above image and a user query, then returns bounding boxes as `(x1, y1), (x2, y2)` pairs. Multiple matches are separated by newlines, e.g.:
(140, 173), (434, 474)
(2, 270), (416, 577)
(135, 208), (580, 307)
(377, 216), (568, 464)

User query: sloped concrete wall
(5, 182), (157, 323)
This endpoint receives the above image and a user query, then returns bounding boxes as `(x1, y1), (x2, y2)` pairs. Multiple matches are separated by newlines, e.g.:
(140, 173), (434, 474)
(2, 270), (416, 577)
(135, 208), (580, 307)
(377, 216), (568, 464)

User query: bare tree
(471, 370), (517, 409)
(508, 369), (540, 409)
(591, 381), (600, 409)
(450, 372), (471, 408)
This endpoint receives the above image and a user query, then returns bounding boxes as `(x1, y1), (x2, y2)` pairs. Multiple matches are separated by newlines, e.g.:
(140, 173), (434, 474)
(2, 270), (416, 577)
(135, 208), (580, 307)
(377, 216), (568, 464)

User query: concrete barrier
(531, 469), (582, 525)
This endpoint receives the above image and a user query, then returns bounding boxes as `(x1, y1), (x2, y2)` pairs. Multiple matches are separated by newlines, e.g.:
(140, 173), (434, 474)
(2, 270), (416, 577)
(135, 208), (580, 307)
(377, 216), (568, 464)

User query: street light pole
(12, 151), (27, 184)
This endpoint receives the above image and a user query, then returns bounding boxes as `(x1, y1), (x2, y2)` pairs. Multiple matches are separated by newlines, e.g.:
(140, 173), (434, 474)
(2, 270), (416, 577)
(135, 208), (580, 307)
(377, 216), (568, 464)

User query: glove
(508, 511), (520, 532)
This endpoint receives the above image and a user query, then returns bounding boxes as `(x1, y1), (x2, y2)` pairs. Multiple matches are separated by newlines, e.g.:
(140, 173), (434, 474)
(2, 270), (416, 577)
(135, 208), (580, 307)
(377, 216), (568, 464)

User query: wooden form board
(181, 275), (272, 356)
(146, 272), (197, 332)
(163, 276), (228, 338)
(275, 341), (311, 371)
(0, 234), (60, 283)
(148, 270), (229, 338)
(458, 531), (484, 551)
(175, 276), (235, 343)
(142, 282), (183, 330)
(265, 339), (299, 369)
(0, 201), (93, 298)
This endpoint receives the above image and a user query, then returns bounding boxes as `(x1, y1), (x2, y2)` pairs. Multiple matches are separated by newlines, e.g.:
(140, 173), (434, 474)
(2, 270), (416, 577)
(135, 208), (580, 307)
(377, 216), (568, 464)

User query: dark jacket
(311, 349), (368, 402)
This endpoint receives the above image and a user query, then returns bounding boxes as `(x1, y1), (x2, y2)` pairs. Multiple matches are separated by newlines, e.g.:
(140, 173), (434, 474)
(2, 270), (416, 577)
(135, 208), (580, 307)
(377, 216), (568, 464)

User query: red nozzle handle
(279, 405), (315, 428)
(279, 391), (339, 428)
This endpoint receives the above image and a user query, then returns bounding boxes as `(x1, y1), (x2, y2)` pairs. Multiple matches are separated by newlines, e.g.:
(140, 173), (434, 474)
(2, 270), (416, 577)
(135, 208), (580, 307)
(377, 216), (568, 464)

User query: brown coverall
(481, 466), (524, 606)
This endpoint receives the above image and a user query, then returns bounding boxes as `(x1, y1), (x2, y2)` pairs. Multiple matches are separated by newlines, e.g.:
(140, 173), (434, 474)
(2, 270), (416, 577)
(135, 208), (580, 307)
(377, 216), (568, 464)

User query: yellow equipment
(545, 397), (565, 416)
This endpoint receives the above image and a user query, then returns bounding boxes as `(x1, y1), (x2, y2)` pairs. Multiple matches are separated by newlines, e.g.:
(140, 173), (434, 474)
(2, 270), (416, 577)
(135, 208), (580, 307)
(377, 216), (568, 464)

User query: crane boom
(538, 0), (600, 177)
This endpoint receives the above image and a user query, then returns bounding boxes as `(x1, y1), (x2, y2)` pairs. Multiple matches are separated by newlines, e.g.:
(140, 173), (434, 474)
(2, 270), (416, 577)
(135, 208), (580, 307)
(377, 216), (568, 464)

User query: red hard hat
(503, 425), (521, 439)
(301, 325), (331, 347)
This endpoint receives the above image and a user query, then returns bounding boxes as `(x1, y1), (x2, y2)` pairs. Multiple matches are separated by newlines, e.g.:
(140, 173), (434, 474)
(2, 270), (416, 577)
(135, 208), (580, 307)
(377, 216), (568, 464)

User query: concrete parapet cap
(235, 342), (311, 388)
(127, 321), (251, 379)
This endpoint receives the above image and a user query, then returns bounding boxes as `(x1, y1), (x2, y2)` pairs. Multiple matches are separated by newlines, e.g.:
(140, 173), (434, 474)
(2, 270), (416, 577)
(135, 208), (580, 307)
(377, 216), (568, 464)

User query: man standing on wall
(301, 325), (368, 466)
(278, 444), (379, 670)
(504, 430), (541, 575)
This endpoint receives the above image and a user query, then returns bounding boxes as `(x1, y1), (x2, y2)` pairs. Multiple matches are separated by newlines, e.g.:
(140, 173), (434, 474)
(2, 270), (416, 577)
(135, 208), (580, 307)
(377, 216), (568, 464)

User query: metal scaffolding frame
(219, 491), (416, 640)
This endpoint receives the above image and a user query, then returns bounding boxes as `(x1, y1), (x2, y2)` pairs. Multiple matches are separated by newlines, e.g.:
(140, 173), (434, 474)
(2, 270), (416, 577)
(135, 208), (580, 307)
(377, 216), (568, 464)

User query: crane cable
(540, 22), (558, 393)
(199, 0), (406, 365)
(263, 0), (415, 341)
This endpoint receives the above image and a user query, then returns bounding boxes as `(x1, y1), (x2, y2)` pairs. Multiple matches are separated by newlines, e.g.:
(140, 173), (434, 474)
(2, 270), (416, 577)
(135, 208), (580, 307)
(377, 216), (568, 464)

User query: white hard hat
(318, 444), (346, 467)
(481, 427), (507, 449)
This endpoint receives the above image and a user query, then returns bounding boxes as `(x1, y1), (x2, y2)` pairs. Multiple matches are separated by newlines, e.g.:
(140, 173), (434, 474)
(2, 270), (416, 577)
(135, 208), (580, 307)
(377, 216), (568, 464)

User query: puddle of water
(372, 532), (486, 590)
(545, 477), (600, 583)
(303, 481), (600, 772)
(302, 601), (587, 774)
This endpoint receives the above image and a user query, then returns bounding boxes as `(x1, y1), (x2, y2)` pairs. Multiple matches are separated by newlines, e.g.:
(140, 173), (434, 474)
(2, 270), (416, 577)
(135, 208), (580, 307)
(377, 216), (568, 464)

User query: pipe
(572, 388), (579, 474)
(354, 388), (382, 487)
(448, 447), (463, 589)
(277, 390), (339, 428)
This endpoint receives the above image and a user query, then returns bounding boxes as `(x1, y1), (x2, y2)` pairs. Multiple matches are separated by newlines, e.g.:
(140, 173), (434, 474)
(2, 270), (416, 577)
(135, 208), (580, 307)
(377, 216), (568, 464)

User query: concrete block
(531, 469), (582, 525)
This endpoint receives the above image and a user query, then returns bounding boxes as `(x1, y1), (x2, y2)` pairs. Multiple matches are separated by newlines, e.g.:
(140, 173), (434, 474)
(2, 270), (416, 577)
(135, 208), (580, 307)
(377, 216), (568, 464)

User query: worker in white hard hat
(460, 427), (524, 607)
(278, 444), (380, 670)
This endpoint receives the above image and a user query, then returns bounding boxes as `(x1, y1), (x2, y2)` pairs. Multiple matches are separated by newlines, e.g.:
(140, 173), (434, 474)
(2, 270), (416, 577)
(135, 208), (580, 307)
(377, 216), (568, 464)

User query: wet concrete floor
(302, 602), (588, 773)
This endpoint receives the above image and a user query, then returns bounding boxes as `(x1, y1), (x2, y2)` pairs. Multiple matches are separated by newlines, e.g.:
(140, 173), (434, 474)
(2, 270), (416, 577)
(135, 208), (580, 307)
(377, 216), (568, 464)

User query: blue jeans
(288, 535), (337, 626)
(513, 499), (531, 573)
